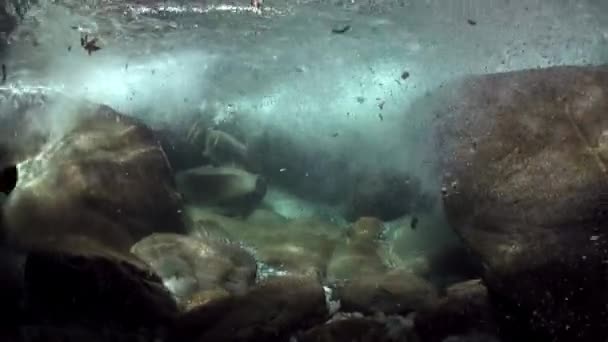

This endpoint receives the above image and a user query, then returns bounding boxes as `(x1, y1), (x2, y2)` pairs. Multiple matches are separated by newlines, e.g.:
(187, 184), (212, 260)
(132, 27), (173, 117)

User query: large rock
(131, 233), (257, 306)
(2, 103), (185, 252)
(173, 276), (329, 342)
(22, 237), (178, 329)
(336, 269), (439, 315)
(435, 65), (608, 340)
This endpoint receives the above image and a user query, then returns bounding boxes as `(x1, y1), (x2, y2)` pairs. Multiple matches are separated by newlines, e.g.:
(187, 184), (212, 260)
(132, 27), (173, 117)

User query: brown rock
(2, 104), (185, 253)
(435, 65), (608, 340)
(131, 233), (257, 304)
(174, 276), (329, 342)
(336, 270), (439, 315)
(23, 237), (178, 329)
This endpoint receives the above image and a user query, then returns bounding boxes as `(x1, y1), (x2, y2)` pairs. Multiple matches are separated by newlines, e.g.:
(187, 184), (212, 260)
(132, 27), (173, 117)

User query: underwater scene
(1, 0), (608, 341)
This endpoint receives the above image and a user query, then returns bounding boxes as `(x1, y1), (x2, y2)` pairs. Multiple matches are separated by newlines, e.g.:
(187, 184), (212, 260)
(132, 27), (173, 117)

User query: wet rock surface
(2, 103), (185, 252)
(436, 65), (608, 340)
(173, 276), (329, 342)
(131, 233), (257, 306)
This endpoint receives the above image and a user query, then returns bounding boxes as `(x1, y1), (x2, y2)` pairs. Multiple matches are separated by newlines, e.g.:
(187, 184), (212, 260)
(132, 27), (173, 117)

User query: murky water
(0, 0), (608, 341)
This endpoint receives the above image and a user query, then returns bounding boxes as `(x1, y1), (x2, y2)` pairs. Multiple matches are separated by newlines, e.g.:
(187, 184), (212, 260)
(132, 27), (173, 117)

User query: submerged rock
(336, 269), (439, 315)
(174, 276), (329, 342)
(2, 104), (185, 253)
(435, 65), (608, 340)
(298, 317), (408, 342)
(131, 233), (257, 306)
(187, 208), (340, 280)
(176, 166), (267, 217)
(23, 237), (178, 329)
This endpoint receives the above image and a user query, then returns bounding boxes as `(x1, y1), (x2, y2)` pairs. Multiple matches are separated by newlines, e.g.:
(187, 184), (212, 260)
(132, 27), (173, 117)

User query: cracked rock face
(434, 65), (608, 340)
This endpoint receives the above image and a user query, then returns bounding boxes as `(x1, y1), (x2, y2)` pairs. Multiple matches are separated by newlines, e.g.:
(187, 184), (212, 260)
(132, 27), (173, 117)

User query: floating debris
(1, 64), (6, 83)
(251, 0), (263, 11)
(378, 113), (384, 121)
(356, 96), (365, 104)
(401, 71), (410, 80)
(591, 235), (600, 241)
(378, 101), (385, 110)
(279, 168), (287, 172)
(410, 216), (419, 230)
(331, 25), (351, 34)
(331, 132), (339, 137)
(81, 34), (101, 55)
(467, 19), (477, 26)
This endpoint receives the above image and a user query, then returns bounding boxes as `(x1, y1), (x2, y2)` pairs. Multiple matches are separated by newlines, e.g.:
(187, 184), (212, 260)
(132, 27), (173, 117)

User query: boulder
(22, 237), (178, 329)
(130, 233), (257, 306)
(2, 104), (185, 253)
(336, 269), (439, 315)
(435, 65), (608, 340)
(173, 276), (329, 342)
(176, 166), (267, 217)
